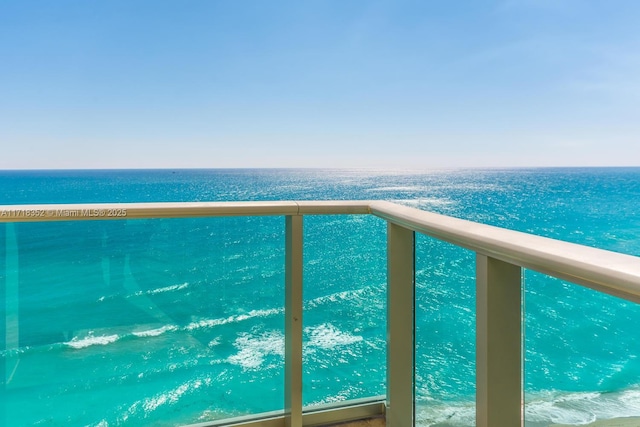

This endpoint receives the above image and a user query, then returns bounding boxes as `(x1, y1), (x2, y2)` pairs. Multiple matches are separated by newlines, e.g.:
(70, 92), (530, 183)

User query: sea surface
(1, 168), (640, 426)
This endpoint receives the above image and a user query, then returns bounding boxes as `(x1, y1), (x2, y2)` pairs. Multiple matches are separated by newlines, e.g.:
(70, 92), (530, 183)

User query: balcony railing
(2, 200), (640, 427)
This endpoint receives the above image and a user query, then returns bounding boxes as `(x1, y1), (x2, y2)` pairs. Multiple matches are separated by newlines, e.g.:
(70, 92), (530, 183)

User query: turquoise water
(1, 168), (640, 426)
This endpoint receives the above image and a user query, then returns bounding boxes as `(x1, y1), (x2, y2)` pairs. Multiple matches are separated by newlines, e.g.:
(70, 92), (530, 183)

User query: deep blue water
(1, 168), (640, 426)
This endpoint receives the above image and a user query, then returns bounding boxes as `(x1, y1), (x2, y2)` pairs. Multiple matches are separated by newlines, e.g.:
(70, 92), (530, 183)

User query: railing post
(285, 215), (303, 427)
(386, 222), (415, 427)
(476, 254), (522, 427)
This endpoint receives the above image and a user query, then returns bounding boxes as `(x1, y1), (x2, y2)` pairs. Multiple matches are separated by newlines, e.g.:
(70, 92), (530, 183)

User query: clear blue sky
(1, 0), (639, 169)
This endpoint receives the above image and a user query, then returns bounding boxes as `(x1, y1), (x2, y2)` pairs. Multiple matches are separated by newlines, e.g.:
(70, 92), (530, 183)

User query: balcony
(2, 200), (640, 427)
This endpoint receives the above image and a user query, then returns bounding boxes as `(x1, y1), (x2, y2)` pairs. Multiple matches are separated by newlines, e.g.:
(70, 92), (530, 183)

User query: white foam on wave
(208, 336), (222, 347)
(306, 287), (373, 309)
(65, 333), (120, 349)
(185, 307), (282, 331)
(619, 388), (640, 410)
(121, 379), (205, 421)
(227, 330), (284, 370)
(132, 325), (178, 338)
(413, 388), (640, 426)
(66, 322), (180, 350)
(525, 388), (640, 425)
(143, 380), (197, 412)
(526, 400), (595, 425)
(305, 323), (363, 350)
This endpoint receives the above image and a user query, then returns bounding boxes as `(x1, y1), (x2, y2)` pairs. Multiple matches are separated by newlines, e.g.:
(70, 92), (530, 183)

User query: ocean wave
(142, 381), (197, 412)
(306, 286), (379, 309)
(185, 307), (282, 331)
(525, 388), (640, 425)
(120, 378), (209, 422)
(35, 305), (285, 354)
(65, 333), (120, 349)
(65, 323), (179, 350)
(415, 387), (640, 426)
(414, 388), (640, 426)
(132, 325), (178, 337)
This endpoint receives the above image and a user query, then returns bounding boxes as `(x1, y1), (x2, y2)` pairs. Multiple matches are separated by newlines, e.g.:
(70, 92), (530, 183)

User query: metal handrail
(370, 200), (640, 303)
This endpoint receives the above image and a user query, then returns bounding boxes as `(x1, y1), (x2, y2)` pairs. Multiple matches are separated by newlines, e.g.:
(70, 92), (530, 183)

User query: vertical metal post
(386, 222), (415, 427)
(476, 254), (522, 427)
(285, 215), (303, 427)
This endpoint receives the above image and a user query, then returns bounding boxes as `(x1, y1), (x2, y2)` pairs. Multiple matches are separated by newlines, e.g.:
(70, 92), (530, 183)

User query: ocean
(1, 168), (640, 426)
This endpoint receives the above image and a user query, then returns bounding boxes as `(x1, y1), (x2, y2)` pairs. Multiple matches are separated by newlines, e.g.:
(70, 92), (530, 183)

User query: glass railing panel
(523, 270), (640, 426)
(1, 216), (285, 426)
(301, 215), (387, 408)
(414, 233), (476, 426)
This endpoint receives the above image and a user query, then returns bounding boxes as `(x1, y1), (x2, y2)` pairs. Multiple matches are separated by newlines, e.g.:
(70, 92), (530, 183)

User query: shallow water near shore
(2, 168), (640, 426)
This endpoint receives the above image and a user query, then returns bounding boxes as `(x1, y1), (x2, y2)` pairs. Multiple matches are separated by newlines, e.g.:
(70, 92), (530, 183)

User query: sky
(1, 0), (639, 169)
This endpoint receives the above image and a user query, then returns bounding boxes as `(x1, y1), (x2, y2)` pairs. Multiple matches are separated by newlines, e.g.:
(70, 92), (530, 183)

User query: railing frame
(285, 215), (304, 427)
(3, 200), (640, 427)
(386, 223), (415, 427)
